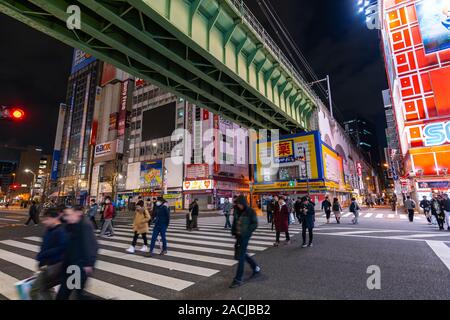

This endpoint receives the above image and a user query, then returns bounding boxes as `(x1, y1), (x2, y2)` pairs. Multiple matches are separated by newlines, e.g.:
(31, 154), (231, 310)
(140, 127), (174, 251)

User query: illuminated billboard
(140, 160), (163, 188)
(416, 0), (450, 54)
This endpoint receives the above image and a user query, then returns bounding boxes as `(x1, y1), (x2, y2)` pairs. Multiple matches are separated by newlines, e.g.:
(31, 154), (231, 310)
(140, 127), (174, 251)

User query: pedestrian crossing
(319, 212), (423, 221)
(0, 220), (299, 300)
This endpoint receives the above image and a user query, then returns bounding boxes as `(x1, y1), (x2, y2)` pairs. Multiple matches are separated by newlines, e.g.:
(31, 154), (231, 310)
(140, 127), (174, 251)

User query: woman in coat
(273, 197), (290, 246)
(332, 198), (342, 224)
(126, 200), (150, 253)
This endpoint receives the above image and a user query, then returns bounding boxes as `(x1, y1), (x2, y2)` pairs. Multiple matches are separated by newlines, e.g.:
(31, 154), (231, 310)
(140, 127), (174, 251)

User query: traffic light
(0, 106), (25, 121)
(9, 184), (19, 190)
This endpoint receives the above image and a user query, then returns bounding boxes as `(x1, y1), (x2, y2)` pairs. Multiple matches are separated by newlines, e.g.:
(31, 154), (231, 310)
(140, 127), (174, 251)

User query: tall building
(344, 116), (378, 163)
(380, 0), (450, 199)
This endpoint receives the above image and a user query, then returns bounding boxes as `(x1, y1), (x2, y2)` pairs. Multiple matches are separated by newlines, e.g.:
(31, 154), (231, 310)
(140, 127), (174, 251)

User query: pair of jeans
(150, 224), (168, 253)
(302, 224), (313, 244)
(132, 232), (148, 247)
(325, 210), (331, 220)
(408, 209), (414, 222)
(100, 219), (114, 236)
(234, 236), (258, 282)
(89, 216), (98, 230)
(267, 212), (273, 223)
(352, 211), (359, 224)
(445, 211), (450, 229)
(56, 266), (88, 300)
(275, 231), (290, 242)
(25, 213), (38, 225)
(224, 214), (232, 228)
(30, 262), (62, 300)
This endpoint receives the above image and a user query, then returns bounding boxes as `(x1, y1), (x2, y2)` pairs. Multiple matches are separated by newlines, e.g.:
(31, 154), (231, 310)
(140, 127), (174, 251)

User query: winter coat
(274, 203), (289, 232)
(321, 200), (332, 212)
(103, 203), (114, 220)
(63, 217), (98, 268)
(36, 224), (68, 267)
(231, 201), (258, 239)
(300, 202), (315, 229)
(349, 201), (360, 213)
(154, 204), (170, 227)
(189, 202), (199, 216)
(86, 204), (98, 218)
(223, 202), (232, 215)
(133, 208), (150, 234)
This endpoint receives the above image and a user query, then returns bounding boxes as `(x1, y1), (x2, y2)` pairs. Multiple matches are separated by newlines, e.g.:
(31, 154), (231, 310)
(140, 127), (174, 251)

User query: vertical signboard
(118, 80), (130, 137)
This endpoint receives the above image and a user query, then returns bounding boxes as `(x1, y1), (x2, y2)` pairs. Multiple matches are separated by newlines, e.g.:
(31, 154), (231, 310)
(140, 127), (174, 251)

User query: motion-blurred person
(149, 197), (170, 257)
(266, 196), (274, 224)
(442, 194), (450, 231)
(273, 197), (290, 246)
(56, 205), (98, 300)
(300, 196), (315, 247)
(223, 198), (232, 229)
(30, 207), (67, 300)
(229, 195), (260, 288)
(431, 194), (442, 229)
(271, 195), (279, 230)
(86, 199), (99, 230)
(321, 195), (332, 224)
(294, 197), (303, 224)
(349, 198), (360, 225)
(404, 195), (416, 222)
(127, 200), (150, 253)
(25, 201), (39, 226)
(99, 196), (115, 237)
(188, 198), (199, 231)
(332, 198), (342, 224)
(419, 196), (432, 224)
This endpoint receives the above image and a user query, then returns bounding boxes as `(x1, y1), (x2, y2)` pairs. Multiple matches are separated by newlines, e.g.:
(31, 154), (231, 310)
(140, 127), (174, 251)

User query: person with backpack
(332, 198), (342, 224)
(349, 198), (360, 225)
(321, 195), (332, 224)
(99, 196), (115, 237)
(404, 195), (416, 222)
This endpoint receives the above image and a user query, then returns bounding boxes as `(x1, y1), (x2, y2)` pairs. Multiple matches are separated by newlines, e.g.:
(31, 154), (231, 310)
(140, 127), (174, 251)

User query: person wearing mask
(30, 207), (68, 300)
(321, 195), (332, 224)
(56, 205), (98, 300)
(273, 197), (290, 246)
(151, 198), (157, 223)
(25, 201), (39, 226)
(332, 198), (342, 224)
(86, 199), (99, 230)
(404, 195), (416, 222)
(99, 196), (115, 237)
(229, 195), (261, 288)
(188, 199), (199, 231)
(349, 198), (360, 225)
(223, 198), (232, 229)
(419, 196), (432, 224)
(442, 194), (450, 231)
(127, 200), (150, 253)
(266, 196), (275, 225)
(300, 196), (315, 247)
(149, 197), (170, 257)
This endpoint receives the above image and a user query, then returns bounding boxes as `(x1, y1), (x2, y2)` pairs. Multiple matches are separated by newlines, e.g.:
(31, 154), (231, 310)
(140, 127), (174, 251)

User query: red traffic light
(10, 108), (25, 120)
(10, 184), (19, 190)
(1, 106), (25, 120)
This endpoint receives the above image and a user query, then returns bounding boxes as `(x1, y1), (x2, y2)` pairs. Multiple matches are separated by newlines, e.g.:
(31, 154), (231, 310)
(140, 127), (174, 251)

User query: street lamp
(24, 169), (36, 200)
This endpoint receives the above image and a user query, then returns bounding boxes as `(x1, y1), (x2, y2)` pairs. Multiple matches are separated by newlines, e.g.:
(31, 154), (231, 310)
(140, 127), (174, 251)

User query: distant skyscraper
(344, 116), (377, 163)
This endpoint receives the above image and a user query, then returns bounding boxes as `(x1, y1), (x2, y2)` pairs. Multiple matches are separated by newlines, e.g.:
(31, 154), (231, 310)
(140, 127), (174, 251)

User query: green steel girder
(0, 0), (316, 132)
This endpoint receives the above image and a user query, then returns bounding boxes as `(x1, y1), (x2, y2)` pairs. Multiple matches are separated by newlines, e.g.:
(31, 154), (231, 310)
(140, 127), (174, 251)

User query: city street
(0, 207), (449, 300)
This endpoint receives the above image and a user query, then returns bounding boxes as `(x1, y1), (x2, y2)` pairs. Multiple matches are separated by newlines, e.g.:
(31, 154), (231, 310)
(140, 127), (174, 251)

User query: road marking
(1, 240), (193, 291)
(0, 271), (19, 300)
(111, 230), (272, 248)
(388, 214), (395, 219)
(0, 248), (154, 300)
(426, 241), (450, 271)
(376, 214), (384, 219)
(169, 221), (302, 232)
(400, 215), (407, 219)
(316, 232), (450, 243)
(0, 218), (20, 222)
(342, 213), (352, 217)
(363, 213), (373, 218)
(390, 234), (450, 239)
(324, 230), (406, 236)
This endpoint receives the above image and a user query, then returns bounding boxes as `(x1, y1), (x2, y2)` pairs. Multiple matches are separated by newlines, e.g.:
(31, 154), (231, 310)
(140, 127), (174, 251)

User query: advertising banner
(183, 179), (214, 191)
(50, 150), (60, 181)
(186, 164), (209, 180)
(140, 160), (163, 188)
(71, 49), (96, 74)
(322, 144), (345, 189)
(118, 80), (130, 136)
(416, 0), (450, 54)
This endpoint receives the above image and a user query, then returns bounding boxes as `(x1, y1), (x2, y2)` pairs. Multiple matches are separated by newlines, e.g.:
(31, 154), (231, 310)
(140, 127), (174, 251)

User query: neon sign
(423, 122), (450, 146)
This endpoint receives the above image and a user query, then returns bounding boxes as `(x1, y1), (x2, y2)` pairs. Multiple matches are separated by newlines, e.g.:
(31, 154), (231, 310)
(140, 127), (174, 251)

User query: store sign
(95, 142), (113, 157)
(118, 80), (129, 136)
(274, 140), (295, 163)
(141, 161), (163, 188)
(183, 180), (214, 191)
(356, 162), (362, 176)
(423, 121), (450, 146)
(417, 181), (450, 189)
(186, 164), (209, 180)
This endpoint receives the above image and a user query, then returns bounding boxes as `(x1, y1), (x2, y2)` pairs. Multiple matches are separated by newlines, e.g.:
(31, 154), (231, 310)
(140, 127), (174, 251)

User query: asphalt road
(0, 207), (449, 300)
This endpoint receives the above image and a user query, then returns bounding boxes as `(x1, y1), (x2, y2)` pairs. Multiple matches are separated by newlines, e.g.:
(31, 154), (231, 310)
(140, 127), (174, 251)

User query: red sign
(203, 109), (209, 121)
(356, 162), (362, 177)
(90, 120), (98, 146)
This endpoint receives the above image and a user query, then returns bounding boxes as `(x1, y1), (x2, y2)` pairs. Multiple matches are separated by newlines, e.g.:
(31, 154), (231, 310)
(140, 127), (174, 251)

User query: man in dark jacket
(419, 196), (432, 224)
(321, 196), (332, 224)
(230, 195), (261, 288)
(25, 201), (39, 226)
(30, 207), (68, 300)
(294, 197), (303, 223)
(149, 197), (170, 257)
(56, 205), (98, 300)
(300, 197), (315, 248)
(188, 199), (199, 231)
(266, 197), (275, 224)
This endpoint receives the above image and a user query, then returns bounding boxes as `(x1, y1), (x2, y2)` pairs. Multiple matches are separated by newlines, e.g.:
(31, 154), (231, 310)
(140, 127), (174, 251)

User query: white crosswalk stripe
(0, 220), (283, 300)
(376, 214), (384, 219)
(342, 213), (353, 218)
(363, 213), (373, 218)
(388, 214), (395, 219)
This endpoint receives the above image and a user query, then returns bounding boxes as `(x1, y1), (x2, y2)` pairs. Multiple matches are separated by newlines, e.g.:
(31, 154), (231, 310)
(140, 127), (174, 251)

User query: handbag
(289, 213), (295, 225)
(15, 275), (37, 300)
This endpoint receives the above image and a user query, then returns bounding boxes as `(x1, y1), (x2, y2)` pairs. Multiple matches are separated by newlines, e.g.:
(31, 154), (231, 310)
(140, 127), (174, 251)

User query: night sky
(0, 0), (388, 156)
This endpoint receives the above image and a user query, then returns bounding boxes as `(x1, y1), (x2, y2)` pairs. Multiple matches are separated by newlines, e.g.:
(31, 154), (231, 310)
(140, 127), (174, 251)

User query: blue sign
(423, 121), (450, 146)
(71, 49), (96, 74)
(51, 150), (61, 181)
(416, 0), (450, 54)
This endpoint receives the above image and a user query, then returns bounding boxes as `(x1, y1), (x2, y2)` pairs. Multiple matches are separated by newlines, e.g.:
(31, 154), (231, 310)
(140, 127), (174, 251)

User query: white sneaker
(139, 245), (148, 252)
(126, 246), (135, 253)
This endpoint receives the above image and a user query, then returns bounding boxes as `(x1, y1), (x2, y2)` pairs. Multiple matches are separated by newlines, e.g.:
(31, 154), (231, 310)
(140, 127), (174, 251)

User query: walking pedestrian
(437, 194), (446, 230)
(442, 194), (450, 231)
(294, 197), (303, 224)
(86, 199), (99, 230)
(99, 196), (115, 237)
(30, 207), (67, 300)
(56, 205), (98, 300)
(332, 198), (342, 224)
(188, 198), (199, 231)
(229, 195), (260, 288)
(266, 196), (275, 224)
(431, 194), (442, 229)
(223, 198), (232, 229)
(300, 196), (315, 247)
(25, 201), (39, 226)
(321, 195), (332, 224)
(271, 195), (279, 231)
(273, 196), (290, 246)
(349, 198), (360, 224)
(127, 200), (150, 253)
(149, 197), (170, 257)
(419, 196), (432, 224)
(404, 195), (416, 222)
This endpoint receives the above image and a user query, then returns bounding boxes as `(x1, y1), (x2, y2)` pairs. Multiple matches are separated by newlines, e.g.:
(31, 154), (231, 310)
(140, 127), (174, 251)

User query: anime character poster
(416, 0), (450, 54)
(140, 160), (163, 188)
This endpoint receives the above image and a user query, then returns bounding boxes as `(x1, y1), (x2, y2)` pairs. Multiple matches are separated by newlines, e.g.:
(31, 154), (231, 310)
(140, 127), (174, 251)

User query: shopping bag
(15, 276), (37, 300)
(289, 213), (295, 225)
(431, 215), (437, 225)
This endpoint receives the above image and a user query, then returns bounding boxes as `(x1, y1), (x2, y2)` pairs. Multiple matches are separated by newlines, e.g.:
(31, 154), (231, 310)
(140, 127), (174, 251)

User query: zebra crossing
(320, 211), (424, 221)
(0, 220), (301, 300)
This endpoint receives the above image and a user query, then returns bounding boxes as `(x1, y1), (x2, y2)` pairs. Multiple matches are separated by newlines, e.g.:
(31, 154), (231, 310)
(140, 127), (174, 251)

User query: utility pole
(303, 147), (310, 196)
